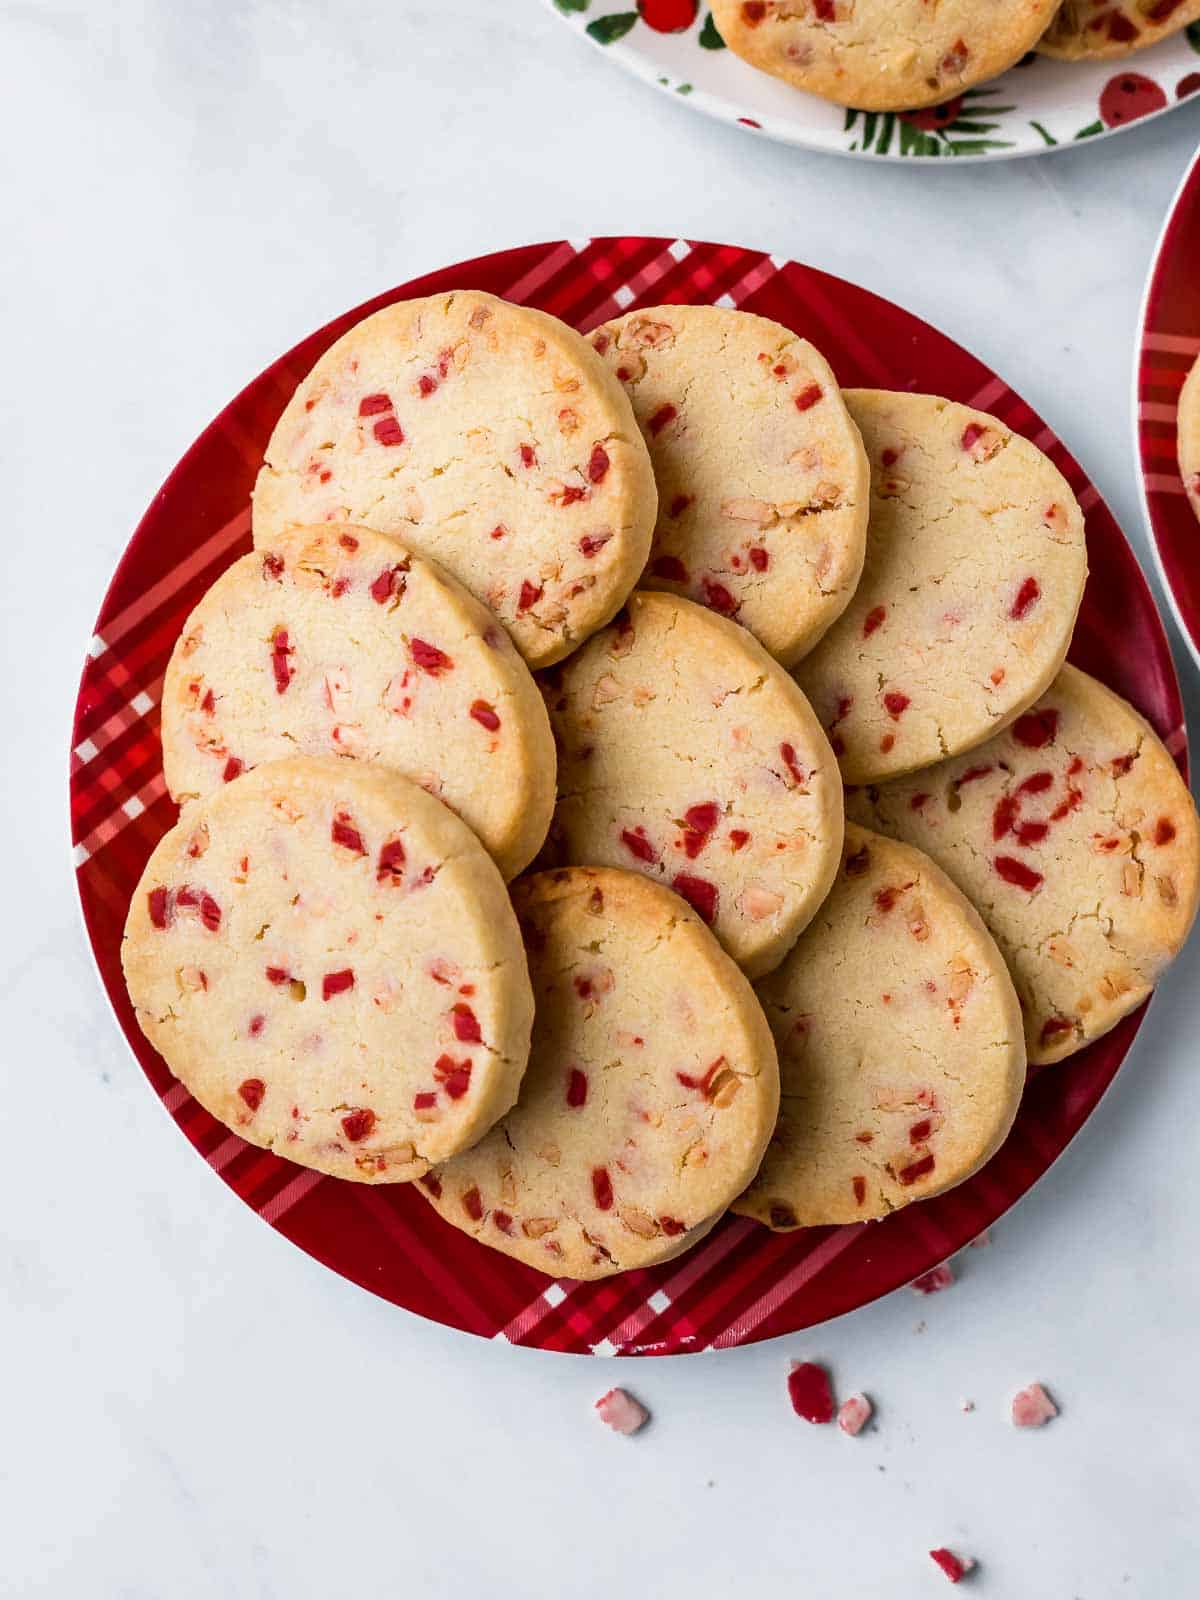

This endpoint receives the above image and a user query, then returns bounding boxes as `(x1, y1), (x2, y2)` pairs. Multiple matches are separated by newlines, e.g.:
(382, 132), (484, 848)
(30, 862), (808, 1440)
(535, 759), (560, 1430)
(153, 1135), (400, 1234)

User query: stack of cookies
(122, 289), (1200, 1281)
(709, 1), (1200, 113)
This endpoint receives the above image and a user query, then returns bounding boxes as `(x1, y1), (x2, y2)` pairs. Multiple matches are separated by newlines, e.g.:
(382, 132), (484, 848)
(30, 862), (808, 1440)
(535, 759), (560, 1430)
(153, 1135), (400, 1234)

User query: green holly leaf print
(587, 11), (639, 40)
(555, 0), (591, 12)
(1074, 119), (1104, 140)
(699, 11), (726, 47)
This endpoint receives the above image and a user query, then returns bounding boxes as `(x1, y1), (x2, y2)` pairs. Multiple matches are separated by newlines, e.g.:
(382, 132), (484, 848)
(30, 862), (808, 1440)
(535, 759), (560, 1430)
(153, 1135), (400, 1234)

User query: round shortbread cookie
(734, 824), (1025, 1231)
(846, 665), (1200, 1065)
(710, 0), (1059, 112)
(591, 305), (869, 667)
(1179, 355), (1200, 525)
(252, 290), (658, 668)
(419, 867), (780, 1279)
(161, 525), (555, 880)
(1038, 1), (1200, 59)
(542, 591), (844, 979)
(793, 390), (1088, 786)
(122, 757), (534, 1182)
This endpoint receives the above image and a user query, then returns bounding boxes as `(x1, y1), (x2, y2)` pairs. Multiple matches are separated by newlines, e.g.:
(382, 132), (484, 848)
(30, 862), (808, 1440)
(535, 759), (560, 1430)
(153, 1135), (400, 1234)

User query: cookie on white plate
(1038, 1), (1200, 59)
(542, 590), (844, 979)
(122, 757), (534, 1181)
(420, 867), (780, 1279)
(252, 290), (657, 668)
(162, 524), (555, 879)
(735, 824), (1025, 1231)
(1178, 354), (1200, 526)
(592, 304), (868, 666)
(846, 665), (1200, 1065)
(794, 389), (1088, 785)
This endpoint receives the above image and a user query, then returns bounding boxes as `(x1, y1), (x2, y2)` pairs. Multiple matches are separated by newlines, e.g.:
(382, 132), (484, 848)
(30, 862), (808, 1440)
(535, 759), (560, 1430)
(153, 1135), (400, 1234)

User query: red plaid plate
(1138, 148), (1200, 672)
(71, 239), (1186, 1356)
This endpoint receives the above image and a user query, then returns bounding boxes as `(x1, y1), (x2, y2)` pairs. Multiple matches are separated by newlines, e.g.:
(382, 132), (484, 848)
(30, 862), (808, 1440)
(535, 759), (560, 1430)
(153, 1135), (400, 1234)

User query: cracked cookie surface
(735, 823), (1025, 1230)
(591, 305), (868, 667)
(122, 757), (534, 1181)
(419, 867), (780, 1279)
(162, 524), (555, 880)
(793, 389), (1088, 786)
(541, 590), (844, 979)
(252, 290), (657, 668)
(710, 0), (1059, 112)
(1178, 354), (1200, 526)
(846, 666), (1200, 1065)
(1038, 0), (1200, 59)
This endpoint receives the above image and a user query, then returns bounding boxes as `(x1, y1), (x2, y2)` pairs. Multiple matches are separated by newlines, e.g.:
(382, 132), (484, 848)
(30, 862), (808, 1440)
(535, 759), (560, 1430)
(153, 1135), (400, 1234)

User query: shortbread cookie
(711, 0), (1059, 112)
(162, 525), (555, 880)
(1039, 1), (1200, 59)
(252, 291), (657, 668)
(734, 825), (1025, 1231)
(419, 867), (780, 1279)
(591, 306), (869, 666)
(543, 591), (844, 979)
(794, 390), (1088, 786)
(846, 666), (1200, 1065)
(1179, 355), (1200, 525)
(122, 757), (534, 1181)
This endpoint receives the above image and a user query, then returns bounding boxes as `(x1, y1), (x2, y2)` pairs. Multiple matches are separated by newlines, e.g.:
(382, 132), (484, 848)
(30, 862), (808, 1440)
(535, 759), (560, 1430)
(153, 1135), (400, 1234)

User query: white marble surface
(5, 4), (1200, 1595)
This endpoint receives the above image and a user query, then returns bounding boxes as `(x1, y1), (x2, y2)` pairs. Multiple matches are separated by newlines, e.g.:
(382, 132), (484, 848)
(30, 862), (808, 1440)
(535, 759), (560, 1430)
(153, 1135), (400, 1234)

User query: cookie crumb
(837, 1393), (872, 1436)
(960, 1398), (975, 1414)
(929, 1548), (975, 1584)
(912, 1262), (954, 1295)
(595, 1387), (649, 1435)
(1011, 1382), (1058, 1428)
(787, 1360), (835, 1424)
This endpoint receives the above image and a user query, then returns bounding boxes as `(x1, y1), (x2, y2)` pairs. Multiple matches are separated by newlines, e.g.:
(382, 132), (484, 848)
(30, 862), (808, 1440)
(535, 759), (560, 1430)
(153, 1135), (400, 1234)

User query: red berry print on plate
(1100, 73), (1167, 130)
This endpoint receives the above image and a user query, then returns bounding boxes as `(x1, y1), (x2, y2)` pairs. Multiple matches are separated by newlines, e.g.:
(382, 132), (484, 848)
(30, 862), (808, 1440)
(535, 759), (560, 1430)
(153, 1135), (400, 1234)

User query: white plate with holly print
(545, 1), (1200, 161)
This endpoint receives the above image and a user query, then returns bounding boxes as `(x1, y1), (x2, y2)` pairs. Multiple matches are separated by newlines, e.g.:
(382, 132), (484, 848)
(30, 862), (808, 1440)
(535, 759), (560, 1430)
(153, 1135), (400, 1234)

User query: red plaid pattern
(71, 238), (1188, 1355)
(1138, 152), (1200, 667)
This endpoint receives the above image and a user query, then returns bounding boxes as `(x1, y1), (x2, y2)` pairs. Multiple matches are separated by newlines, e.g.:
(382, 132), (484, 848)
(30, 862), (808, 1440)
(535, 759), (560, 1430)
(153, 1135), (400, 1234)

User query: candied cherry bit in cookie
(470, 699), (501, 732)
(358, 392), (392, 417)
(837, 1394), (872, 1437)
(929, 1549), (975, 1585)
(700, 577), (739, 616)
(148, 887), (171, 929)
(238, 1078), (265, 1111)
(322, 968), (355, 1000)
(1155, 818), (1177, 847)
(620, 826), (659, 865)
(587, 443), (610, 484)
(897, 1153), (936, 1187)
(788, 1362), (835, 1425)
(1011, 1383), (1058, 1428)
(223, 755), (245, 782)
(331, 813), (366, 855)
(793, 383), (822, 413)
(518, 580), (543, 613)
(341, 1108), (376, 1143)
(1040, 1016), (1073, 1048)
(595, 1388), (649, 1436)
(672, 873), (718, 924)
(1010, 577), (1041, 621)
(994, 856), (1043, 893)
(650, 555), (688, 582)
(373, 417), (404, 447)
(434, 1054), (472, 1099)
(863, 605), (887, 637)
(370, 565), (407, 605)
(648, 403), (677, 437)
(567, 1068), (588, 1108)
(1012, 709), (1059, 749)
(451, 1003), (482, 1044)
(410, 638), (453, 675)
(462, 1185), (484, 1221)
(376, 838), (405, 885)
(592, 1167), (614, 1211)
(884, 691), (910, 720)
(270, 629), (294, 695)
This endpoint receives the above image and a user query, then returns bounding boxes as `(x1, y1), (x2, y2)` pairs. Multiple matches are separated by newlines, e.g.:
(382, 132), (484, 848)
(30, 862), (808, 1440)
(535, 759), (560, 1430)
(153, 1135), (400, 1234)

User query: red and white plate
(72, 238), (1186, 1355)
(1138, 147), (1200, 671)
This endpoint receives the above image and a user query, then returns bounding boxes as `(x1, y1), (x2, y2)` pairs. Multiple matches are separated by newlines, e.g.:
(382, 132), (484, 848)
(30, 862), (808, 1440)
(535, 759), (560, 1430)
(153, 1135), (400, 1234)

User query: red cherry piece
(567, 1068), (588, 1108)
(960, 422), (985, 452)
(852, 1175), (867, 1206)
(238, 1078), (265, 1111)
(376, 838), (405, 885)
(265, 966), (291, 985)
(793, 383), (822, 413)
(592, 1166), (614, 1210)
(929, 1548), (974, 1584)
(700, 577), (739, 616)
(417, 374), (437, 398)
(668, 494), (692, 519)
(263, 552), (284, 581)
(270, 629), (294, 694)
(729, 829), (750, 851)
(897, 1153), (935, 1186)
(787, 1362), (835, 1424)
(248, 1014), (265, 1037)
(912, 1262), (954, 1296)
(648, 403), (677, 436)
(199, 894), (221, 932)
(580, 532), (612, 558)
(341, 1107), (376, 1143)
(595, 1387), (649, 1434)
(884, 691), (910, 719)
(331, 813), (366, 855)
(373, 417), (404, 447)
(1040, 1016), (1073, 1047)
(658, 1216), (686, 1237)
(995, 856), (1043, 892)
(862, 605), (886, 637)
(620, 826), (659, 864)
(420, 1173), (442, 1199)
(410, 638), (453, 675)
(1155, 817), (1177, 846)
(587, 443), (611, 483)
(462, 1186), (484, 1221)
(741, 0), (766, 22)
(518, 580), (543, 613)
(370, 565), (407, 605)
(519, 443), (537, 469)
(322, 968), (355, 1000)
(358, 392), (392, 417)
(148, 887), (170, 929)
(1010, 576), (1041, 620)
(470, 699), (501, 732)
(748, 546), (769, 571)
(433, 1054), (472, 1099)
(451, 1003), (482, 1044)
(779, 742), (807, 786)
(1012, 708), (1059, 748)
(672, 873), (718, 924)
